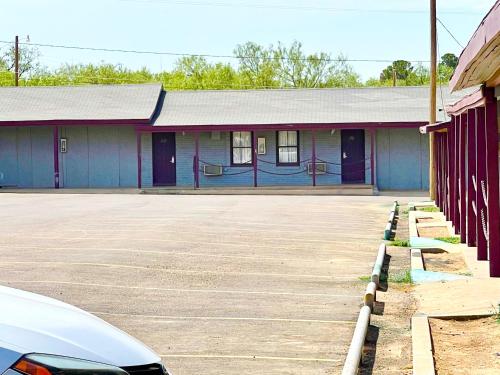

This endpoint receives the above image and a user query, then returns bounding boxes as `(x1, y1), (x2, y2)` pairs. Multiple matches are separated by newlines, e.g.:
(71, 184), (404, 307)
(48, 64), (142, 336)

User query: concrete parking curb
(371, 243), (386, 287)
(411, 248), (425, 270)
(411, 313), (435, 375)
(363, 281), (377, 310)
(384, 201), (398, 240)
(341, 305), (371, 375)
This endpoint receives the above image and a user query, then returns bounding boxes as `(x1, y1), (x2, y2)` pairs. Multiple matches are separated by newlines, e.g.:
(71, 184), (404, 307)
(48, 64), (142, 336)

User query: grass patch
(358, 275), (371, 282)
(417, 206), (440, 213)
(435, 236), (461, 244)
(389, 238), (410, 247)
(400, 208), (409, 217)
(388, 269), (413, 284)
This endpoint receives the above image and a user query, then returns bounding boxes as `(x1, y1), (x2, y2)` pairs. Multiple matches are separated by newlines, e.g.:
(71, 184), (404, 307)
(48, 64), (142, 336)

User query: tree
(1, 44), (41, 78)
(380, 60), (414, 82)
(234, 42), (279, 88)
(441, 53), (458, 69)
(273, 41), (333, 88)
(324, 54), (362, 87)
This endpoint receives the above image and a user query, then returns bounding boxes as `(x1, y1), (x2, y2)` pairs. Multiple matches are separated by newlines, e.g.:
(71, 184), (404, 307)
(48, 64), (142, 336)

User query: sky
(0, 0), (495, 81)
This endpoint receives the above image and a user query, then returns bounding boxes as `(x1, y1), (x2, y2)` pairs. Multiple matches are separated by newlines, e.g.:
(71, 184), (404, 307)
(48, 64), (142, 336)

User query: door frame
(341, 129), (365, 184)
(152, 132), (176, 187)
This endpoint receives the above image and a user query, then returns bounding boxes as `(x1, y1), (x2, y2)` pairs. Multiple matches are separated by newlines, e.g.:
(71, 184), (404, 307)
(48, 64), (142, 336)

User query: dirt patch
(360, 206), (416, 374)
(430, 317), (500, 375)
(417, 217), (441, 223)
(423, 252), (469, 274)
(417, 225), (450, 238)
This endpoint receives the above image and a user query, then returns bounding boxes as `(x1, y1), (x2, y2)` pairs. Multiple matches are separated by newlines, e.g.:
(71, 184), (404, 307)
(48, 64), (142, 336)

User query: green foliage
(380, 60), (413, 81)
(441, 53), (458, 69)
(417, 206), (440, 212)
(1, 44), (41, 78)
(373, 53), (458, 86)
(389, 269), (412, 284)
(435, 236), (461, 244)
(389, 238), (410, 247)
(0, 42), (459, 90)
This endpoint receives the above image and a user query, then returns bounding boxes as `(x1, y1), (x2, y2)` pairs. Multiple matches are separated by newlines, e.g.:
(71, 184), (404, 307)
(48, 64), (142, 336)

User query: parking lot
(0, 193), (398, 374)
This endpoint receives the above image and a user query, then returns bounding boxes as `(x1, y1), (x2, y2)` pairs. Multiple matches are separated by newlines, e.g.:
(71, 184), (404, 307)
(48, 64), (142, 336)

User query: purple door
(153, 133), (176, 186)
(341, 129), (365, 183)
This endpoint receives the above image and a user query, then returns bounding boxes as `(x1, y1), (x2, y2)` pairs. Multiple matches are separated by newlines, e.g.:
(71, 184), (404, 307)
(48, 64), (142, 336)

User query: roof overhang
(445, 86), (486, 116)
(449, 0), (500, 92)
(419, 121), (450, 134)
(137, 121), (427, 132)
(0, 119), (150, 127)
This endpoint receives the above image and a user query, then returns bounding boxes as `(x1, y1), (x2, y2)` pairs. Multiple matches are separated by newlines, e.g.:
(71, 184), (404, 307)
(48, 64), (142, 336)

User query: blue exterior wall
(141, 132), (153, 188)
(59, 126), (138, 188)
(0, 126), (53, 188)
(1, 125), (428, 190)
(375, 128), (429, 190)
(175, 130), (348, 187)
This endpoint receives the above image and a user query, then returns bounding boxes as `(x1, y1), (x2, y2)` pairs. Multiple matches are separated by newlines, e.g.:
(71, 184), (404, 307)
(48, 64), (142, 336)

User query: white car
(0, 286), (171, 375)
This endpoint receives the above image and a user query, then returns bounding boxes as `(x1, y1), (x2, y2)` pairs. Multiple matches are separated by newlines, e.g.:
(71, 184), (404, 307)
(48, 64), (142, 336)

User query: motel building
(421, 0), (500, 276)
(0, 85), (466, 192)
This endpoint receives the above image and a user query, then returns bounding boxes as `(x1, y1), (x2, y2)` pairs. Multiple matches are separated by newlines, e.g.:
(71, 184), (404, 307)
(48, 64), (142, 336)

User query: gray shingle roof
(0, 84), (162, 123)
(153, 86), (470, 126)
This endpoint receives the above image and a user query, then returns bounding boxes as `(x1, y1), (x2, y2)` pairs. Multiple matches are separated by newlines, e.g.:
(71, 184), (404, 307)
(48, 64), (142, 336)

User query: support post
(428, 0), (437, 200)
(476, 107), (487, 260)
(253, 131), (258, 188)
(436, 133), (441, 208)
(454, 115), (461, 231)
(14, 35), (19, 87)
(311, 129), (316, 187)
(459, 113), (467, 243)
(485, 89), (500, 277)
(447, 124), (455, 222)
(194, 132), (200, 189)
(136, 131), (142, 189)
(370, 128), (375, 187)
(53, 126), (59, 189)
(467, 109), (477, 247)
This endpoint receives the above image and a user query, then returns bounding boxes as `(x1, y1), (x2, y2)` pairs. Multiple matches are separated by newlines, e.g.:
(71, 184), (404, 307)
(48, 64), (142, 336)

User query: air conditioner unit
(307, 162), (326, 175)
(203, 165), (223, 176)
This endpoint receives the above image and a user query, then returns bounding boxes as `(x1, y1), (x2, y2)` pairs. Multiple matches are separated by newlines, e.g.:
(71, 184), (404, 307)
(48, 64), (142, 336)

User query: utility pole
(392, 66), (397, 87)
(14, 35), (19, 86)
(429, 0), (437, 200)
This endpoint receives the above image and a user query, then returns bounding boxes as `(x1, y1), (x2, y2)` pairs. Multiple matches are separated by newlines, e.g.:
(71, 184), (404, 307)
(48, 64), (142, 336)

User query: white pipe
(341, 305), (371, 375)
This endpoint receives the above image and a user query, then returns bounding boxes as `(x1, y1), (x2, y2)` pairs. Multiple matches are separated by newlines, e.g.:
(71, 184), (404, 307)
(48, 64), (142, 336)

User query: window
(277, 131), (299, 165)
(231, 131), (253, 165)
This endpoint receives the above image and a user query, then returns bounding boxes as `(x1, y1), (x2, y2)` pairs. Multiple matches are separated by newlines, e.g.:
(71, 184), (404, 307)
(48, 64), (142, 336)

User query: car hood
(0, 285), (160, 368)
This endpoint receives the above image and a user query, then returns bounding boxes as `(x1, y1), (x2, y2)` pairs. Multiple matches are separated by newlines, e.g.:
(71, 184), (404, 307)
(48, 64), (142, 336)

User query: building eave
(449, 0), (500, 92)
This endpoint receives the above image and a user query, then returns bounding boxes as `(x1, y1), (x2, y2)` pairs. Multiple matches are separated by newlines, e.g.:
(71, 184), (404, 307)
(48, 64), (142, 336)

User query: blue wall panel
(119, 127), (138, 187)
(88, 127), (120, 187)
(61, 127), (89, 188)
(0, 127), (18, 187)
(141, 133), (153, 188)
(16, 127), (33, 187)
(30, 127), (53, 188)
(61, 126), (138, 188)
(375, 128), (429, 190)
(0, 127), (53, 188)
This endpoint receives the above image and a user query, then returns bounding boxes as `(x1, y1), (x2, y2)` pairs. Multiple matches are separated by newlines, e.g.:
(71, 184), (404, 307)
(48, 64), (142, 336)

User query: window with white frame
(231, 131), (253, 165)
(277, 131), (299, 165)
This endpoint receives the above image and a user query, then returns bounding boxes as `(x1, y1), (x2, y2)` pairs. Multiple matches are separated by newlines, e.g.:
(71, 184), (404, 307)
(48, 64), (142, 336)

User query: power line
(117, 0), (483, 15)
(437, 17), (465, 49)
(0, 40), (431, 64)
